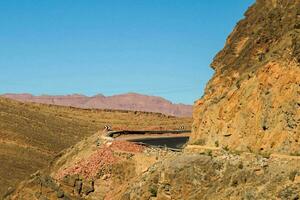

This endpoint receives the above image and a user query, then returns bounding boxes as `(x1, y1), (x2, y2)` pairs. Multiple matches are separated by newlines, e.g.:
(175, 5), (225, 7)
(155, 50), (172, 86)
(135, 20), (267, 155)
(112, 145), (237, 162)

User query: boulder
(82, 180), (95, 195)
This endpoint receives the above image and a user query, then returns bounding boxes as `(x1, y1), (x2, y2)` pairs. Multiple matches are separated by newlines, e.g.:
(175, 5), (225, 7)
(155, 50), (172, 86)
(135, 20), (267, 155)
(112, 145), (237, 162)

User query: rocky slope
(191, 0), (300, 155)
(2, 93), (192, 117)
(7, 132), (181, 200)
(8, 133), (300, 200)
(117, 151), (300, 200)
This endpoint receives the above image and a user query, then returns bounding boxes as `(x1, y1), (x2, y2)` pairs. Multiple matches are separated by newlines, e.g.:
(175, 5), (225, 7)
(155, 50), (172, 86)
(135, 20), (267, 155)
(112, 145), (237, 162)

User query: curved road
(106, 130), (191, 150)
(128, 136), (189, 149)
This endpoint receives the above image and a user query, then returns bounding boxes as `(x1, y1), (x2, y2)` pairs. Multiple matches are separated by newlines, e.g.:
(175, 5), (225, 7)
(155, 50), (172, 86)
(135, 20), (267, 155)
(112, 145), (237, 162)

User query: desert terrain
(2, 0), (300, 199)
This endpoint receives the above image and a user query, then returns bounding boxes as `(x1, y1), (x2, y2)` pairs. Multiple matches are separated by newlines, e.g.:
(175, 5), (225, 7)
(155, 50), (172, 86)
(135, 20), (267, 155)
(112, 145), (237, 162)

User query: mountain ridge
(1, 93), (192, 117)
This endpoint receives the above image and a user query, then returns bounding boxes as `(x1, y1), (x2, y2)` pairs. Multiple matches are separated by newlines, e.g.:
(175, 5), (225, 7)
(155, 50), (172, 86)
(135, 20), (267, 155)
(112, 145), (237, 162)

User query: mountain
(0, 97), (192, 197)
(1, 93), (192, 117)
(6, 1), (300, 199)
(191, 0), (300, 155)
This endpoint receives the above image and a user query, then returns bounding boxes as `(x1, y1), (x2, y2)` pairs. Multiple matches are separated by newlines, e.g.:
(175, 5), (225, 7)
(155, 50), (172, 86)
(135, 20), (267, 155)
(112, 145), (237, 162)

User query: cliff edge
(191, 0), (300, 155)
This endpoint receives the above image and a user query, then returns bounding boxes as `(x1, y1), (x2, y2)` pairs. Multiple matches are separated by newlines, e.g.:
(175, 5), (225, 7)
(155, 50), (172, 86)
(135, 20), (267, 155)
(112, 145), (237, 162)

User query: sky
(0, 0), (254, 104)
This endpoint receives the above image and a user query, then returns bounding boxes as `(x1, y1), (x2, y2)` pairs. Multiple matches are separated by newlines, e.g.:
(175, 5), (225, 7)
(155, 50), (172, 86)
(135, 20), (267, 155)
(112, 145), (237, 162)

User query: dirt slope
(191, 0), (300, 155)
(2, 93), (192, 117)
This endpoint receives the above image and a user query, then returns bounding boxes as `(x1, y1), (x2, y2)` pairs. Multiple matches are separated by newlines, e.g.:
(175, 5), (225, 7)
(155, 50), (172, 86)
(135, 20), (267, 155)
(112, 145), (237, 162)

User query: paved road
(106, 130), (191, 138)
(128, 136), (189, 149)
(105, 130), (191, 150)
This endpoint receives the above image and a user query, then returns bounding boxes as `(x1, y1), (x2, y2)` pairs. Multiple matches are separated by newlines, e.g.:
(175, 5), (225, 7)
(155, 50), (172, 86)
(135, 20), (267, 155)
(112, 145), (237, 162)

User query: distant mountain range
(1, 93), (192, 117)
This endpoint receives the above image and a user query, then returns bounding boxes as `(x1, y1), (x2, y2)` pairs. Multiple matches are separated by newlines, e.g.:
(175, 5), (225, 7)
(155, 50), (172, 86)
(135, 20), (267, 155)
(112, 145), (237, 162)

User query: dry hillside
(0, 97), (191, 196)
(9, 131), (300, 200)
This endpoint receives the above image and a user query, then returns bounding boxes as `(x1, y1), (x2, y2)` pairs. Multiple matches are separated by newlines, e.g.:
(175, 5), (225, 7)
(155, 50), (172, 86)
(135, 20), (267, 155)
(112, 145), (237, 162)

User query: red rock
(56, 141), (144, 179)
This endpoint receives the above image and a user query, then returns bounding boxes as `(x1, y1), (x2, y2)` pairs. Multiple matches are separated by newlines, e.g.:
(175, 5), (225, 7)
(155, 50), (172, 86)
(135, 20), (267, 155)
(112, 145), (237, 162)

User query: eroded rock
(191, 0), (300, 155)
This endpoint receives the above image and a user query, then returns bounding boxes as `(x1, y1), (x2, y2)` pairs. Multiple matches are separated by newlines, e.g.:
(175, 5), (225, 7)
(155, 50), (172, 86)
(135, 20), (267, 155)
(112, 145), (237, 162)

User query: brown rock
(56, 188), (64, 198)
(191, 0), (300, 155)
(62, 174), (79, 187)
(74, 180), (83, 194)
(82, 180), (94, 195)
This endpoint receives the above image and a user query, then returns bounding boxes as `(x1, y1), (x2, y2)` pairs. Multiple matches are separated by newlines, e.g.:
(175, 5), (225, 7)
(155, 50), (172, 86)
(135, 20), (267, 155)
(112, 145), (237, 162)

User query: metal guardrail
(105, 130), (191, 138)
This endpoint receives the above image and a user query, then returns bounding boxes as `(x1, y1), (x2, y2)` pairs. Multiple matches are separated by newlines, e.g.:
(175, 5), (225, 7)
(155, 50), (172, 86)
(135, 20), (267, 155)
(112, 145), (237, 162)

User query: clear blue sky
(0, 0), (254, 104)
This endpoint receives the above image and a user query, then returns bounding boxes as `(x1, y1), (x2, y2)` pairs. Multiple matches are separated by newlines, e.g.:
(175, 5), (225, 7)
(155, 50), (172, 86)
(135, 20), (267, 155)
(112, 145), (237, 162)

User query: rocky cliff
(191, 0), (300, 155)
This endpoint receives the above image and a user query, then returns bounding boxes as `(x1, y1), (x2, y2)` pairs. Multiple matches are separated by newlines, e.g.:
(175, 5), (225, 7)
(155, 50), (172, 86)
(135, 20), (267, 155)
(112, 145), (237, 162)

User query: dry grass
(0, 97), (191, 195)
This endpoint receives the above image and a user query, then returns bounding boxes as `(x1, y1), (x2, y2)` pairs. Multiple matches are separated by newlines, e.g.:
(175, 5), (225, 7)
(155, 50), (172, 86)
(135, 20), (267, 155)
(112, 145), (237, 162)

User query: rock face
(117, 153), (300, 200)
(2, 93), (192, 117)
(191, 0), (300, 155)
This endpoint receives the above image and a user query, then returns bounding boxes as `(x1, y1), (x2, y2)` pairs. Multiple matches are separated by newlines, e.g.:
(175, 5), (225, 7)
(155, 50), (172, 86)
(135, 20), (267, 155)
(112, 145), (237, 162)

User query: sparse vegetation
(260, 151), (271, 159)
(238, 162), (243, 169)
(193, 139), (206, 146)
(205, 149), (213, 157)
(223, 145), (229, 151)
(290, 152), (300, 157)
(246, 146), (254, 153)
(215, 140), (219, 147)
(149, 185), (158, 197)
(230, 150), (242, 156)
(289, 171), (298, 181)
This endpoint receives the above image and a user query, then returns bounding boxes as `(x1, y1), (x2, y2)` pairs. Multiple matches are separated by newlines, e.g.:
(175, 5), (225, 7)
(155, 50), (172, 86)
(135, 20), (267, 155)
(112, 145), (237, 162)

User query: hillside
(0, 97), (192, 196)
(1, 93), (192, 117)
(191, 0), (300, 155)
(9, 126), (300, 199)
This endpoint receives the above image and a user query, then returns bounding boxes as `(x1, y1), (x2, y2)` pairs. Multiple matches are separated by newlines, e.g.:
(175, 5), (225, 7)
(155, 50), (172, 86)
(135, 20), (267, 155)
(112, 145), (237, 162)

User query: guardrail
(105, 130), (191, 138)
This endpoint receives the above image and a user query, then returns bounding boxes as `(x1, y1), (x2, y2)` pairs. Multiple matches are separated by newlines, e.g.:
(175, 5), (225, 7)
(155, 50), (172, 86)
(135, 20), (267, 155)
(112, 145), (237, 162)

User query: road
(105, 130), (191, 150)
(128, 136), (189, 149)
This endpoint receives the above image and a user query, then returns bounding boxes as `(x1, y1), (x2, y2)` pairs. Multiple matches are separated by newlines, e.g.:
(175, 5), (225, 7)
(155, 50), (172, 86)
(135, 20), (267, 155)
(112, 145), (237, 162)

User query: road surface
(106, 130), (191, 150)
(128, 136), (189, 149)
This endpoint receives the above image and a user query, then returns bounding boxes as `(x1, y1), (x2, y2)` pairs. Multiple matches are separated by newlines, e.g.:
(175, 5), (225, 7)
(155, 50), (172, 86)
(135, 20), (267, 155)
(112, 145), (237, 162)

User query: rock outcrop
(117, 152), (300, 200)
(191, 0), (300, 155)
